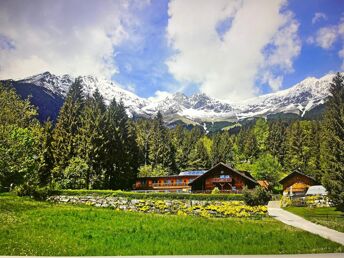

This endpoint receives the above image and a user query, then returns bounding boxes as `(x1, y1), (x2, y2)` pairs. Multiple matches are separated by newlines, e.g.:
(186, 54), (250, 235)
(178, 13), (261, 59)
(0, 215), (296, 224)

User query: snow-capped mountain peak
(13, 71), (339, 122)
(19, 72), (148, 117)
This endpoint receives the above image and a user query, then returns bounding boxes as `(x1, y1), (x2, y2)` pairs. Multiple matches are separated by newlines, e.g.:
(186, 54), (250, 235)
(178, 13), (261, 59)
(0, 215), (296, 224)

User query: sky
(0, 0), (343, 102)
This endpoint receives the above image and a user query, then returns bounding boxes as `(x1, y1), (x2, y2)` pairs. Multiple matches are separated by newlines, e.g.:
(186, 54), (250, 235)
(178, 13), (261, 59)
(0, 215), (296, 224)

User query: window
(220, 175), (230, 179)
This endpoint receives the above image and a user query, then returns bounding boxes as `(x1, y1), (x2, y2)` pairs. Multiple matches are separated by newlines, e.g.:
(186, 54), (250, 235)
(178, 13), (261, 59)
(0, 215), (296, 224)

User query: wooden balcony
(152, 182), (189, 187)
(209, 178), (232, 183)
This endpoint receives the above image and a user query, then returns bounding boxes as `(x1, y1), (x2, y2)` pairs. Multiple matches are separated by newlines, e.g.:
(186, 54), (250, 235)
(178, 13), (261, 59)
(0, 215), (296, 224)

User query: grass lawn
(0, 194), (343, 255)
(285, 206), (344, 233)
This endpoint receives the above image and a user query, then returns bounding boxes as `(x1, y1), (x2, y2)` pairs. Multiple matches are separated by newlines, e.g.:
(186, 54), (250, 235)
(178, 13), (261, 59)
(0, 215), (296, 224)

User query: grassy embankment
(285, 206), (344, 233)
(1, 193), (343, 255)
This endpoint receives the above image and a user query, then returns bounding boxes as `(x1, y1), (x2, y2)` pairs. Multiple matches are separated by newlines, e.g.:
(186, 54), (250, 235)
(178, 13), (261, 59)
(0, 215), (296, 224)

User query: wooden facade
(134, 174), (200, 192)
(279, 171), (318, 196)
(188, 163), (258, 192)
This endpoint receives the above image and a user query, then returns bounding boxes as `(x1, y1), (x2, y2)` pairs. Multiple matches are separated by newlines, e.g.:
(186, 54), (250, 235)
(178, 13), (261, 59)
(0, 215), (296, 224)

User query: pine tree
(242, 129), (259, 162)
(52, 79), (84, 172)
(76, 89), (106, 189)
(149, 112), (176, 173)
(211, 132), (234, 166)
(321, 73), (344, 210)
(171, 125), (202, 171)
(37, 120), (54, 186)
(253, 118), (269, 153)
(104, 99), (139, 189)
(135, 118), (153, 166)
(285, 120), (317, 175)
(267, 120), (287, 166)
(188, 139), (210, 169)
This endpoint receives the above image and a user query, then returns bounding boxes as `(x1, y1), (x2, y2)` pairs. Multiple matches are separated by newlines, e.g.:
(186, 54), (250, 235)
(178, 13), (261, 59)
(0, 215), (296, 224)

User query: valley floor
(0, 194), (343, 256)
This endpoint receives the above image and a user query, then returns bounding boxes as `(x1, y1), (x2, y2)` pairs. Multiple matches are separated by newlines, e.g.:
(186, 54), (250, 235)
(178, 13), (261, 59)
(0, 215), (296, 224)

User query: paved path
(268, 201), (344, 246)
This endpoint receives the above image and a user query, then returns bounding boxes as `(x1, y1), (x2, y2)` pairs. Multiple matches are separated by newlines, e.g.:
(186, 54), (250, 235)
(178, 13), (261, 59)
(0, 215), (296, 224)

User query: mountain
(1, 71), (337, 127)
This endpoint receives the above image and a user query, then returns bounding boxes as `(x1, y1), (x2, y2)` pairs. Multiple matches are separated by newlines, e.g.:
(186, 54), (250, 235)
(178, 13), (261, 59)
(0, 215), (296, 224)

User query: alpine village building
(134, 162), (259, 193)
(279, 170), (318, 196)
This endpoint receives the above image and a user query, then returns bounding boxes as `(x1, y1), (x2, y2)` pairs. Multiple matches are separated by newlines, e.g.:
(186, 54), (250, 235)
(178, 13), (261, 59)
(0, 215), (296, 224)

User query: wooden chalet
(134, 170), (205, 192)
(279, 171), (318, 196)
(188, 162), (258, 193)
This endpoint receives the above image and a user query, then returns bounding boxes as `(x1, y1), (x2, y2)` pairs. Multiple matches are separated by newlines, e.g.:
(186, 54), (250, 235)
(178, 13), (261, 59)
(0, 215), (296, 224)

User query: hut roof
(279, 171), (317, 184)
(188, 162), (258, 186)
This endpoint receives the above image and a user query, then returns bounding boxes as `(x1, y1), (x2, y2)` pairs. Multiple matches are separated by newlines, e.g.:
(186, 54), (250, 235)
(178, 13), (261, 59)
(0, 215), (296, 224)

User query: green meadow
(0, 194), (343, 255)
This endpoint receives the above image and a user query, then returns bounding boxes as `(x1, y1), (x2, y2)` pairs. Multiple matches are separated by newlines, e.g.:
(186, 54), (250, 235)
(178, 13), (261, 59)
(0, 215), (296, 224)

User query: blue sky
(0, 0), (343, 101)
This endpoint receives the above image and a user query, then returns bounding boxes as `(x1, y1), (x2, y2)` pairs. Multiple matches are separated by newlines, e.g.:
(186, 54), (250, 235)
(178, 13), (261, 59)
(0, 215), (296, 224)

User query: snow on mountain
(15, 71), (337, 122)
(19, 72), (148, 117)
(234, 73), (335, 119)
(142, 92), (236, 121)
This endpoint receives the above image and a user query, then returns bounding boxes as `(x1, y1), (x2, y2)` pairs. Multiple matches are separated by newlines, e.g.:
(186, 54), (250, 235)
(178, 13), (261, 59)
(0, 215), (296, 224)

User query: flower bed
(52, 189), (243, 201)
(47, 195), (267, 218)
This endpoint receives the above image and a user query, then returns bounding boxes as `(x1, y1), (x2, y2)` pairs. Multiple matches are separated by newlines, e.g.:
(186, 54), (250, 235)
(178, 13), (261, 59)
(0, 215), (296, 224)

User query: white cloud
(166, 0), (301, 101)
(125, 83), (136, 93)
(148, 90), (173, 102)
(339, 48), (344, 70)
(315, 26), (337, 49)
(312, 12), (327, 24)
(0, 0), (145, 80)
(312, 19), (344, 70)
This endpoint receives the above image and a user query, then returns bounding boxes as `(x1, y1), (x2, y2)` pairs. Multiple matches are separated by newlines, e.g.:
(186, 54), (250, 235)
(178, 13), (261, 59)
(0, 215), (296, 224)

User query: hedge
(53, 189), (244, 201)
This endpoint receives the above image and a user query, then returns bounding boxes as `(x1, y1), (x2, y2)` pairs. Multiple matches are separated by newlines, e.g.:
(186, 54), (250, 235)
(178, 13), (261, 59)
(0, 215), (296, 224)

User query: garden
(1, 193), (343, 255)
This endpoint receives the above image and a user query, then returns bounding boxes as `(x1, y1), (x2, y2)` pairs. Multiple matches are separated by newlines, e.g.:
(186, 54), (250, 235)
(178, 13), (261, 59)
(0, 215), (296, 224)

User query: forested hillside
(0, 74), (343, 209)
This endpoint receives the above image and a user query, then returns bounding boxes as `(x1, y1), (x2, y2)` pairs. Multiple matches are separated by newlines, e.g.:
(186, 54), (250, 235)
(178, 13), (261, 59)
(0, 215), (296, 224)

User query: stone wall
(47, 195), (267, 218)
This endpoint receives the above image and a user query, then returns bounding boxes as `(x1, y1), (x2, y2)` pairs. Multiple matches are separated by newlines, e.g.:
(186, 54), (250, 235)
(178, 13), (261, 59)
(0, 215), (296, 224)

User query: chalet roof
(179, 170), (207, 176)
(137, 174), (199, 179)
(188, 162), (258, 186)
(279, 171), (317, 184)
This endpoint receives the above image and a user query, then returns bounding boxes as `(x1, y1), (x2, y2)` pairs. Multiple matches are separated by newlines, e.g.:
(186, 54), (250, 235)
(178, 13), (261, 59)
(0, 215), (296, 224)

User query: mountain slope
(2, 71), (337, 125)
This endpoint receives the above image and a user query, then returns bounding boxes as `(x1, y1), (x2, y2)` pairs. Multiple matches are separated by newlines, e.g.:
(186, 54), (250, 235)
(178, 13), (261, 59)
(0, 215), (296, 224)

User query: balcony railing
(209, 178), (232, 183)
(152, 182), (189, 187)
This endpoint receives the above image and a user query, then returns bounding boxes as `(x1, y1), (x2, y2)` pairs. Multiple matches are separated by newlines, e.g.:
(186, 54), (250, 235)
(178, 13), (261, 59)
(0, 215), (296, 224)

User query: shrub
(243, 186), (271, 206)
(61, 157), (89, 189)
(280, 196), (292, 207)
(32, 186), (59, 201)
(211, 187), (220, 194)
(13, 183), (34, 197)
(13, 183), (59, 200)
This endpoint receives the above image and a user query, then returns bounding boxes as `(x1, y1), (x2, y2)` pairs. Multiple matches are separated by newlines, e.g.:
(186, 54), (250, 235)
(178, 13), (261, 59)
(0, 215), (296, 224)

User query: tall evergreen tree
(104, 99), (139, 189)
(321, 73), (344, 210)
(149, 112), (176, 173)
(268, 120), (287, 166)
(135, 118), (153, 166)
(76, 89), (106, 189)
(253, 118), (269, 153)
(52, 79), (84, 172)
(210, 132), (234, 166)
(188, 139), (210, 169)
(37, 121), (54, 186)
(285, 120), (318, 175)
(242, 129), (259, 162)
